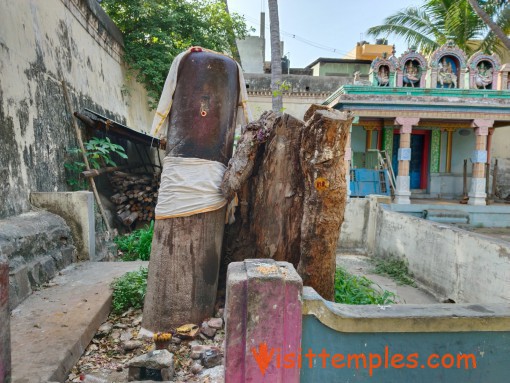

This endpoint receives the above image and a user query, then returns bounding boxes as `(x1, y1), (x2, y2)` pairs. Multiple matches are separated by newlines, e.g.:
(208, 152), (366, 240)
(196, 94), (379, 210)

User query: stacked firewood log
(109, 171), (160, 226)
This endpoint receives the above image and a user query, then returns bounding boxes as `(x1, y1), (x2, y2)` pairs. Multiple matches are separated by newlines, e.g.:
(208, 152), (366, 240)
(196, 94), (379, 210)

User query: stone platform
(0, 211), (77, 309)
(10, 261), (147, 383)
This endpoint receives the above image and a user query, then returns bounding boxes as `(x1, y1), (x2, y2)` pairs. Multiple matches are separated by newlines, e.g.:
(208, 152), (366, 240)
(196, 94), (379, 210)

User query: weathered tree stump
(297, 109), (351, 300)
(222, 112), (305, 267)
(222, 106), (352, 300)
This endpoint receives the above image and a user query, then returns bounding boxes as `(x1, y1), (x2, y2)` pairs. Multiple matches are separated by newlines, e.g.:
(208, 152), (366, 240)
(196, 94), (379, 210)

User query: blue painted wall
(300, 315), (510, 383)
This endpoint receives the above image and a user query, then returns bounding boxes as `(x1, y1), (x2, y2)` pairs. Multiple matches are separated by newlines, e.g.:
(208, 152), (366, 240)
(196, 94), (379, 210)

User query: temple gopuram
(325, 42), (510, 205)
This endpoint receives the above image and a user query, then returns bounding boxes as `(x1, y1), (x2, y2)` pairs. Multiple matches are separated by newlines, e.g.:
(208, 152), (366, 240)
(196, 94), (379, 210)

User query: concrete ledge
(303, 286), (510, 333)
(11, 261), (148, 383)
(31, 192), (95, 260)
(388, 202), (510, 227)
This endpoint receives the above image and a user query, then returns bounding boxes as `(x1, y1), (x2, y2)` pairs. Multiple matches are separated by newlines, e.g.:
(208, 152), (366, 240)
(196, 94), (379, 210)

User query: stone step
(10, 261), (148, 383)
(0, 211), (78, 308)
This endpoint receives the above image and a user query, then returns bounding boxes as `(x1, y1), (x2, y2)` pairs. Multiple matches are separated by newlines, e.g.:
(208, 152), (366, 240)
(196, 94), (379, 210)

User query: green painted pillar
(382, 127), (394, 158)
(430, 129), (441, 173)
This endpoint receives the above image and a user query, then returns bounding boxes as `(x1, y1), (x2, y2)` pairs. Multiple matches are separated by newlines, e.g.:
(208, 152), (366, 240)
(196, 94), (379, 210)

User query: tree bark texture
(143, 51), (239, 332)
(222, 106), (352, 299)
(297, 109), (351, 301)
(222, 111), (304, 267)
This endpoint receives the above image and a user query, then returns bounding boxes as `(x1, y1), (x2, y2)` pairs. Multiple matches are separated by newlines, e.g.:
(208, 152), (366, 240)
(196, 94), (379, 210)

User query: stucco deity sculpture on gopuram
(468, 51), (501, 90)
(430, 41), (468, 89)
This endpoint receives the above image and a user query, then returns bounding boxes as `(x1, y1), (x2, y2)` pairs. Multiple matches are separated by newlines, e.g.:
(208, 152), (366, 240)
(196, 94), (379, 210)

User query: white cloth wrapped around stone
(155, 156), (227, 219)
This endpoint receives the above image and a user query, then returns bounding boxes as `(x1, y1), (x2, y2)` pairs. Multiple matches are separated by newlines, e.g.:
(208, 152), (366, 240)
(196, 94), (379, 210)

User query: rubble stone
(207, 317), (223, 329)
(200, 322), (217, 338)
(202, 346), (222, 368)
(122, 340), (143, 352)
(127, 349), (174, 369)
(97, 322), (113, 336)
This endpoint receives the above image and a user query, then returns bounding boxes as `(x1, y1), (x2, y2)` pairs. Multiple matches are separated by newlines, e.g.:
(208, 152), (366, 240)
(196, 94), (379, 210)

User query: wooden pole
(81, 163), (143, 178)
(493, 159), (498, 198)
(463, 159), (467, 196)
(61, 81), (113, 235)
(446, 129), (453, 173)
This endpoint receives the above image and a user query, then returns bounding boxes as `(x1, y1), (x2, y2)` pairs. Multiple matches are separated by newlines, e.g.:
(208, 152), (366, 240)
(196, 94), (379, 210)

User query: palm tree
(268, 0), (283, 112)
(367, 0), (508, 55)
(468, 0), (510, 51)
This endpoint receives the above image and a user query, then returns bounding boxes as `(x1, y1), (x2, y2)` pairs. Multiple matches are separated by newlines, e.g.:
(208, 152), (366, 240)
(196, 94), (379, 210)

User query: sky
(227, 0), (424, 68)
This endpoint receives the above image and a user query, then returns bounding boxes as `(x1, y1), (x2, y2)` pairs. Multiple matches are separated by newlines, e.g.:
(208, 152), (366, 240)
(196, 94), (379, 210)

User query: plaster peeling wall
(0, 0), (154, 219)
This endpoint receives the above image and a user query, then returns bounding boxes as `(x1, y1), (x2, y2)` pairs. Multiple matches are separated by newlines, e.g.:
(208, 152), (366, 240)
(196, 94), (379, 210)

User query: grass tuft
(114, 221), (154, 261)
(111, 267), (148, 314)
(334, 267), (397, 305)
(372, 257), (416, 287)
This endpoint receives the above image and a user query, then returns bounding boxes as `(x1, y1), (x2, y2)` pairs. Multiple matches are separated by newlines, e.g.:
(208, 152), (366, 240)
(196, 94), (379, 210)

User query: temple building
(324, 42), (510, 205)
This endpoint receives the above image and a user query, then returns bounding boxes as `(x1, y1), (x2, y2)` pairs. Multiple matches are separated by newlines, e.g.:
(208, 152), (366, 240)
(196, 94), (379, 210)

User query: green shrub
(372, 257), (416, 287)
(114, 221), (154, 261)
(64, 137), (128, 190)
(334, 267), (396, 305)
(111, 267), (148, 314)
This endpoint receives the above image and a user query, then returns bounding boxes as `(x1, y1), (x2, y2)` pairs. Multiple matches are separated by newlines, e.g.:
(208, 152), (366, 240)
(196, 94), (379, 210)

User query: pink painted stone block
(472, 119), (494, 134)
(225, 259), (302, 383)
(395, 117), (420, 133)
(474, 126), (489, 136)
(0, 255), (11, 383)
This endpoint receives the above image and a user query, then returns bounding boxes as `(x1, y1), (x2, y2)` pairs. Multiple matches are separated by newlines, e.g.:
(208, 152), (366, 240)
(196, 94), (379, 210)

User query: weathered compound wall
(0, 0), (154, 219)
(339, 196), (510, 303)
(244, 73), (351, 120)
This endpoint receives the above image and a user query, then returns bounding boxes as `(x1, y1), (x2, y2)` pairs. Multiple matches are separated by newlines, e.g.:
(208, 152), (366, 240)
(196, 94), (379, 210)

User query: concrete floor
(336, 253), (438, 304)
(10, 261), (148, 383)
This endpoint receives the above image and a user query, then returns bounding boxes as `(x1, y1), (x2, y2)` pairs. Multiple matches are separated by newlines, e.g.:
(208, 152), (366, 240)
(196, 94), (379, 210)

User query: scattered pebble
(122, 340), (142, 352)
(207, 317), (223, 329)
(200, 322), (217, 338)
(191, 362), (203, 374)
(120, 331), (132, 342)
(97, 322), (113, 336)
(202, 347), (222, 368)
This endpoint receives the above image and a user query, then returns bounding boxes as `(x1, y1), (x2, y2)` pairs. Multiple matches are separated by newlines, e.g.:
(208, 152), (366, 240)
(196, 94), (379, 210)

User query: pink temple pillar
(394, 117), (420, 204)
(225, 259), (303, 383)
(469, 119), (493, 205)
(0, 254), (11, 383)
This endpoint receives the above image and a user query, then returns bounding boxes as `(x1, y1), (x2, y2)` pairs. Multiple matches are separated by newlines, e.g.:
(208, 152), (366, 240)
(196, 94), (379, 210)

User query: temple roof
(325, 86), (510, 126)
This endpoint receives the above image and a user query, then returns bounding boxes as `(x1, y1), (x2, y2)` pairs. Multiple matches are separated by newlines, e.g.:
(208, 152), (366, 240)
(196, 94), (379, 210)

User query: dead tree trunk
(222, 111), (305, 267)
(297, 109), (351, 300)
(222, 106), (352, 299)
